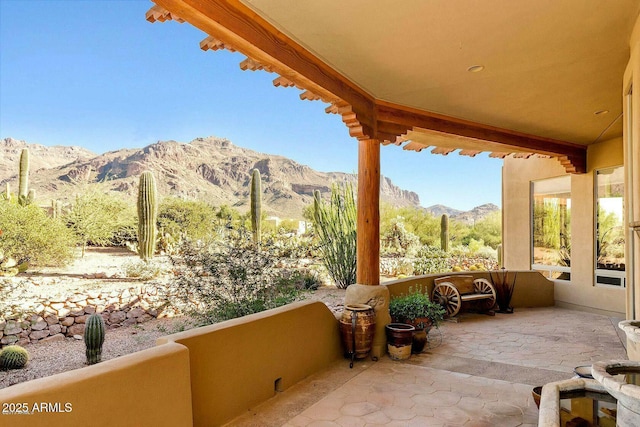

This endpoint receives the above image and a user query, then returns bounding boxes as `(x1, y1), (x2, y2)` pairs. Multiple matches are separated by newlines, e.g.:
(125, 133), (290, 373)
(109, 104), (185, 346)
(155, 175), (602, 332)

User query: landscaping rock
(109, 312), (126, 324)
(1, 335), (18, 345)
(31, 320), (48, 331)
(44, 315), (59, 325)
(61, 317), (75, 327)
(29, 330), (50, 340)
(67, 324), (85, 336)
(74, 315), (88, 324)
(49, 324), (62, 335)
(42, 333), (65, 343)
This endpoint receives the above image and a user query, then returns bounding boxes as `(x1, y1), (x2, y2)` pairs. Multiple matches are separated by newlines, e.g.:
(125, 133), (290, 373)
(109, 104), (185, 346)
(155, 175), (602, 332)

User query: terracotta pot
(385, 323), (415, 360)
(339, 304), (376, 360)
(411, 329), (428, 353)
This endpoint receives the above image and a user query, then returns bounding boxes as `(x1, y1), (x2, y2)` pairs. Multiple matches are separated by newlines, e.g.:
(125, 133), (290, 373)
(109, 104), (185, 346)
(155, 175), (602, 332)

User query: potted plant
(389, 286), (445, 353)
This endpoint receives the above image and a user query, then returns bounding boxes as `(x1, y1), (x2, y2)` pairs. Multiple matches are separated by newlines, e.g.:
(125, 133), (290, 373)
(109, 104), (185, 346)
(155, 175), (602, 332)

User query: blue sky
(0, 0), (502, 211)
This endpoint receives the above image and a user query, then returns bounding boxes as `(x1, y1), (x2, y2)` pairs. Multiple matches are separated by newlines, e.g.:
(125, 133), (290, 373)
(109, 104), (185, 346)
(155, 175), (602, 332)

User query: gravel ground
(0, 248), (347, 390)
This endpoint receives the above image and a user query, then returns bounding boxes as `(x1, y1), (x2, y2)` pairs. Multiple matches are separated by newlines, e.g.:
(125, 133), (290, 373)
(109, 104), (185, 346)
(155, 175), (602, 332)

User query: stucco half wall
(0, 342), (193, 427)
(502, 137), (626, 317)
(157, 300), (342, 427)
(384, 271), (554, 308)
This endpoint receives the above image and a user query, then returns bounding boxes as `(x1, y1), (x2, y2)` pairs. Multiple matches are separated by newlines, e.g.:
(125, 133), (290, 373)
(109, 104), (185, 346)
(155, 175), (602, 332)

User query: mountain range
(0, 137), (498, 221)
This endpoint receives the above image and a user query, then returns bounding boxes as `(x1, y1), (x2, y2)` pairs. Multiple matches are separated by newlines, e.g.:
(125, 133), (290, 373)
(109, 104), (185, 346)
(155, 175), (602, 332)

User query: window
(595, 167), (625, 287)
(532, 176), (571, 280)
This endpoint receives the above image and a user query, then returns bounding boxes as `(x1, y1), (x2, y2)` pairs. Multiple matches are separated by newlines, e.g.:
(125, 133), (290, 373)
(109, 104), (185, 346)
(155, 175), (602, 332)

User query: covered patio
(229, 307), (626, 426)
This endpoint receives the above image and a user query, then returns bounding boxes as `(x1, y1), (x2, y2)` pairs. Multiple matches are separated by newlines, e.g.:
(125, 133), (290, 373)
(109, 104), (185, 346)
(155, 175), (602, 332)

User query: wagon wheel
(433, 282), (461, 317)
(473, 278), (497, 311)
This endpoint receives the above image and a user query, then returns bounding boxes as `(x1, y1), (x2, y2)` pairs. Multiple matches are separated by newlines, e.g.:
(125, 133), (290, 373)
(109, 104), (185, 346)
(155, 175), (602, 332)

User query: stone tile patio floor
(228, 307), (627, 426)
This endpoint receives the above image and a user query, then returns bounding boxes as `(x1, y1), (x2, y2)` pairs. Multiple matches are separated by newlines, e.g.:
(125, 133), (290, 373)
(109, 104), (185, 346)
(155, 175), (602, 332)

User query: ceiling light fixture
(467, 65), (484, 73)
(594, 110), (609, 116)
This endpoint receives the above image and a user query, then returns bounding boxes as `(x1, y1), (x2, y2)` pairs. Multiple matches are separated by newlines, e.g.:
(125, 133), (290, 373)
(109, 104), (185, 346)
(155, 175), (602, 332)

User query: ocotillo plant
(250, 169), (262, 247)
(0, 345), (29, 370)
(84, 313), (105, 365)
(137, 171), (158, 261)
(440, 213), (449, 252)
(18, 148), (29, 206)
(313, 184), (357, 289)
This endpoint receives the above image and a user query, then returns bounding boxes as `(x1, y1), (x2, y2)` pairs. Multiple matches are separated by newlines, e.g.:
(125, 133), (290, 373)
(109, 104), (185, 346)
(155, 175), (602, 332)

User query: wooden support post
(357, 139), (380, 285)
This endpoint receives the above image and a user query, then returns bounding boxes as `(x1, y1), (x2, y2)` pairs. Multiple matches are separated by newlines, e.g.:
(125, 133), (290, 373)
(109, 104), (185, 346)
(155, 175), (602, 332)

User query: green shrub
(413, 246), (450, 275)
(0, 200), (75, 266)
(65, 191), (135, 256)
(389, 286), (445, 328)
(158, 198), (218, 243)
(163, 230), (304, 325)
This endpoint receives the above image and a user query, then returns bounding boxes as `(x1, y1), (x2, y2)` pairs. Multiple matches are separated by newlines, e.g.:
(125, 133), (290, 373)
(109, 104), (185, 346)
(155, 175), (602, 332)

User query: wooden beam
(151, 0), (373, 125)
(149, 0), (587, 172)
(375, 101), (586, 173)
(357, 139), (380, 286)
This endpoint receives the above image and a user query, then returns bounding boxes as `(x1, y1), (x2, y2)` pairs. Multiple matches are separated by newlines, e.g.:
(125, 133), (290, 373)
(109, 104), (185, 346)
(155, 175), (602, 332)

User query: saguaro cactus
(84, 313), (105, 365)
(0, 345), (29, 370)
(440, 214), (449, 252)
(137, 171), (158, 260)
(18, 148), (29, 206)
(250, 169), (262, 246)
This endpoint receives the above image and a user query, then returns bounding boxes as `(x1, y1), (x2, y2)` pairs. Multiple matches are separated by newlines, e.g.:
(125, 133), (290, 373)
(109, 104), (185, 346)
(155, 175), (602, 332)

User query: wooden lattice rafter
(147, 0), (587, 173)
(146, 5), (184, 23)
(200, 36), (235, 52)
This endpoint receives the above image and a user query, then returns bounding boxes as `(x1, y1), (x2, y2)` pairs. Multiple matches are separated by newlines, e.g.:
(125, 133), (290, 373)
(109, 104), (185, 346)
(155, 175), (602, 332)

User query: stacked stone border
(0, 286), (167, 347)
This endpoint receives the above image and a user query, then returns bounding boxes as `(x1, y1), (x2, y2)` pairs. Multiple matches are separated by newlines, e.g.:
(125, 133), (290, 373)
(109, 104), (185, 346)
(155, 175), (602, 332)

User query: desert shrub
(313, 184), (357, 289)
(122, 260), (165, 280)
(0, 200), (75, 266)
(163, 230), (304, 325)
(381, 218), (421, 258)
(64, 191), (135, 255)
(413, 246), (450, 275)
(266, 232), (318, 259)
(158, 198), (218, 242)
(276, 268), (322, 290)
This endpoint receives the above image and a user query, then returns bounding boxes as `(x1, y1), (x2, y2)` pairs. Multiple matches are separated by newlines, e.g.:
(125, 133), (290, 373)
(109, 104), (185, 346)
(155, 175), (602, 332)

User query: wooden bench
(432, 275), (496, 317)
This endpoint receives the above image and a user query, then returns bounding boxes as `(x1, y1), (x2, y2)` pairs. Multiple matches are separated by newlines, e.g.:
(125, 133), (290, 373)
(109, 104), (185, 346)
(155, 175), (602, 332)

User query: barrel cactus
(84, 313), (106, 365)
(250, 169), (262, 247)
(440, 214), (449, 252)
(137, 171), (158, 261)
(18, 148), (29, 206)
(0, 345), (29, 370)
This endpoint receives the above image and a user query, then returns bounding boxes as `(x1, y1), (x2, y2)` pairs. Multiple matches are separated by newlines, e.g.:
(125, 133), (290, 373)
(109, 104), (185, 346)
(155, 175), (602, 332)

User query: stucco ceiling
(243, 0), (639, 146)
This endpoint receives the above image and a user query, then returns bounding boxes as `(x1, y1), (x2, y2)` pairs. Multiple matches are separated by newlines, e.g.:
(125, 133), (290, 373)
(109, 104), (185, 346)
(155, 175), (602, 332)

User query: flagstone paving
(228, 307), (627, 426)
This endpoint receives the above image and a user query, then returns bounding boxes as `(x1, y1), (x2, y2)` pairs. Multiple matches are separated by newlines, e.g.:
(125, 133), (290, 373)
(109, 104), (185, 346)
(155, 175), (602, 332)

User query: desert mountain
(425, 203), (499, 224)
(1, 137), (420, 219)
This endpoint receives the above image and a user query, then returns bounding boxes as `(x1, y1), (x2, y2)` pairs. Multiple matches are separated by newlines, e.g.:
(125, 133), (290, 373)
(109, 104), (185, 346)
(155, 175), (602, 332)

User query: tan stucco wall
(384, 270), (554, 308)
(0, 342), (193, 426)
(158, 300), (342, 427)
(503, 138), (625, 317)
(624, 12), (640, 321)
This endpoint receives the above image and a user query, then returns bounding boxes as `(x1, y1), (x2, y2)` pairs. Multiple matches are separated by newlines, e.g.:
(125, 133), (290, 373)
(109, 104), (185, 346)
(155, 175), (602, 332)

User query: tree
(65, 191), (133, 256)
(158, 198), (218, 242)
